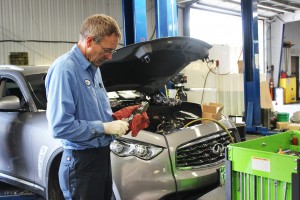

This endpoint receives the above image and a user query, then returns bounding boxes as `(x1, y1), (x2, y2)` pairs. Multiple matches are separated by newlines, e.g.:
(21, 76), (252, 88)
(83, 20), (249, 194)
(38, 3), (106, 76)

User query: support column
(155, 0), (178, 37)
(241, 0), (267, 133)
(122, 0), (147, 46)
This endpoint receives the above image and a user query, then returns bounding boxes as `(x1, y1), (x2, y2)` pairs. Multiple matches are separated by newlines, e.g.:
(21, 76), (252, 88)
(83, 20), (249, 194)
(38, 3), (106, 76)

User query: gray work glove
(103, 120), (129, 137)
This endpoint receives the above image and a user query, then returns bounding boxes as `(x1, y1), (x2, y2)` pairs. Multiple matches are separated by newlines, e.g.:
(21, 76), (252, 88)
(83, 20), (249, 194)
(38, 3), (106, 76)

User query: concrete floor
(198, 186), (226, 200)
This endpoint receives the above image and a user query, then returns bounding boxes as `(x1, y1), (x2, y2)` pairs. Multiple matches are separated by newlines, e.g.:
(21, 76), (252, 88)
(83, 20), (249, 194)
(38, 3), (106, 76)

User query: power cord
(200, 65), (211, 104)
(201, 58), (232, 104)
(183, 118), (235, 143)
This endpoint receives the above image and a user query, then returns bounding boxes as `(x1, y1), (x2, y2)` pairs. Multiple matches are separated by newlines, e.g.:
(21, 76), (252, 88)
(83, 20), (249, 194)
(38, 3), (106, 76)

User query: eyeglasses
(98, 43), (117, 55)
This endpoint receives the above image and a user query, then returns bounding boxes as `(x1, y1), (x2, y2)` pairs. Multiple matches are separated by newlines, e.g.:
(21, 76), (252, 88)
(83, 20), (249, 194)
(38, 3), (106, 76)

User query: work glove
(103, 120), (129, 137)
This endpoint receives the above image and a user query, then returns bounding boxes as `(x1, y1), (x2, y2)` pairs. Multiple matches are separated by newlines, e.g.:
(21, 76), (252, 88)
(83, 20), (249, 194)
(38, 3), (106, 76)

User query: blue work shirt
(45, 44), (115, 150)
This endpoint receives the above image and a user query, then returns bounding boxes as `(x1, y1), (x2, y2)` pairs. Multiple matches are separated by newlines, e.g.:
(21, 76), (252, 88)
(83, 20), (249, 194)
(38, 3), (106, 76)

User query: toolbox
(225, 131), (300, 200)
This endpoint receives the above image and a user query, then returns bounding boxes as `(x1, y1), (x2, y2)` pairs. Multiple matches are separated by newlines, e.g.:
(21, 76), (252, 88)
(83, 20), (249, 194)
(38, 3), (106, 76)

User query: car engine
(110, 92), (203, 134)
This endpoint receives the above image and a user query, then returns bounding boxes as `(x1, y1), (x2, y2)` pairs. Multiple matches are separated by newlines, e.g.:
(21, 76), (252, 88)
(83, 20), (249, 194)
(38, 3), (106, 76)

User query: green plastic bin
(277, 112), (290, 122)
(225, 131), (300, 200)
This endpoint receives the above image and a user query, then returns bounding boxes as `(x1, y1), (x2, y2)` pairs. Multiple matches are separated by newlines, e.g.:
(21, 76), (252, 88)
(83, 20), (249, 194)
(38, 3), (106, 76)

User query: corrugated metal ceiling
(177, 0), (300, 19)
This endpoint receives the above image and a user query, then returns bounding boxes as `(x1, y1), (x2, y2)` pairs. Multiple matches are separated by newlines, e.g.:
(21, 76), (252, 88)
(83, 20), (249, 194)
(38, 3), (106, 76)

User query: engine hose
(183, 118), (235, 143)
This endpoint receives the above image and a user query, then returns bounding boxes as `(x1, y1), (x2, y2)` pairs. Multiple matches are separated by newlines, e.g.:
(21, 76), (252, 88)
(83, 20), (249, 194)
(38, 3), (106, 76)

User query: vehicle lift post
(122, 0), (147, 46)
(154, 0), (178, 38)
(121, 0), (178, 41)
(241, 0), (268, 134)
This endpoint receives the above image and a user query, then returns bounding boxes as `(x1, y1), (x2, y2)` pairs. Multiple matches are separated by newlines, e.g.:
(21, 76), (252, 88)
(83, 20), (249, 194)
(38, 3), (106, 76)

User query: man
(45, 14), (129, 200)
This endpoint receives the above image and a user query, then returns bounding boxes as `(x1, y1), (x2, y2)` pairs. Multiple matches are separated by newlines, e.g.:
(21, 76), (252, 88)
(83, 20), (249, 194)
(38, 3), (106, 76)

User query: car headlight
(110, 139), (164, 160)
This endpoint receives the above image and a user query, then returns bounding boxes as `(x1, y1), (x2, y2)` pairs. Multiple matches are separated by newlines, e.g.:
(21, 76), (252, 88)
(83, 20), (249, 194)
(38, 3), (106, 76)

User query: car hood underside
(101, 37), (212, 95)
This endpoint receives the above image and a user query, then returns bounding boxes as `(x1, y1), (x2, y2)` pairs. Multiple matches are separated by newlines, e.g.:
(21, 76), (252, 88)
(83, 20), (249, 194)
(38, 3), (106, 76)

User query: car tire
(48, 156), (64, 200)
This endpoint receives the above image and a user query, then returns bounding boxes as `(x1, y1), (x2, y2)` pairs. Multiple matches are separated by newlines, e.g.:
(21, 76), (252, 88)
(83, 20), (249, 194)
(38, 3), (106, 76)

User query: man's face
(86, 33), (119, 67)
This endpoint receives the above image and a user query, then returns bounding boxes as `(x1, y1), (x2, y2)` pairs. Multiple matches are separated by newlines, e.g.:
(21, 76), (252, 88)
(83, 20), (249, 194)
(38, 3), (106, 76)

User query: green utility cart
(225, 131), (300, 200)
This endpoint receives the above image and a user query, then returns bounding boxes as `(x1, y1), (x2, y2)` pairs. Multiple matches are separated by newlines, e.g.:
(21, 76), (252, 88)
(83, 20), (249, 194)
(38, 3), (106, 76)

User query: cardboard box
(260, 81), (273, 110)
(288, 123), (300, 131)
(238, 60), (243, 73)
(276, 121), (291, 130)
(202, 103), (224, 123)
(202, 112), (221, 120)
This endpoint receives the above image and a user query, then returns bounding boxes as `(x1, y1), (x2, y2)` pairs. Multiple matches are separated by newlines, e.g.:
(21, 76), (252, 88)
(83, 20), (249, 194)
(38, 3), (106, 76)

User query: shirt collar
(71, 44), (91, 70)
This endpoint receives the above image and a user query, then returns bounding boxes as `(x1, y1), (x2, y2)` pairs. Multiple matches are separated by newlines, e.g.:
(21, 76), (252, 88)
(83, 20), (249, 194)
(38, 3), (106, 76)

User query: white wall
(182, 60), (217, 104)
(182, 45), (245, 116)
(0, 0), (123, 66)
(0, 0), (184, 66)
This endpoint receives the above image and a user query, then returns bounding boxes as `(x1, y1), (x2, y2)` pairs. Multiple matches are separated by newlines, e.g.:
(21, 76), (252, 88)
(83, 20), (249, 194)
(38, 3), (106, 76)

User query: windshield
(25, 73), (47, 110)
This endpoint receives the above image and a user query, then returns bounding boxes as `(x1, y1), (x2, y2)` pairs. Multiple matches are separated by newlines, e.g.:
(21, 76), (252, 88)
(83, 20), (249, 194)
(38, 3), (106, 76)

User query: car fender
(44, 147), (63, 199)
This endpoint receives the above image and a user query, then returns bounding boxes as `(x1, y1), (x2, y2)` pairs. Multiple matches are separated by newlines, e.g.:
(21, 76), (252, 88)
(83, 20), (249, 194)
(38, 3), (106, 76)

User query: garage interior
(1, 0), (300, 199)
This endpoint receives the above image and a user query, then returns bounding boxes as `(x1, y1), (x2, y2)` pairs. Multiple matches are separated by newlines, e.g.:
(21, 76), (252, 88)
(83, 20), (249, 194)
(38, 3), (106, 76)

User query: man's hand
(103, 120), (129, 137)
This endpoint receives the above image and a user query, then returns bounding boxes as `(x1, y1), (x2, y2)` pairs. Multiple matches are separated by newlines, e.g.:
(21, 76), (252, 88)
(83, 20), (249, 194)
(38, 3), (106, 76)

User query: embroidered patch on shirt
(85, 79), (91, 86)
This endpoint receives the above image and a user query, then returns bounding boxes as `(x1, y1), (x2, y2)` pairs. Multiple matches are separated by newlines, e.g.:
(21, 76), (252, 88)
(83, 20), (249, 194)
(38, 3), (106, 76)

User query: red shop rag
(112, 105), (150, 137)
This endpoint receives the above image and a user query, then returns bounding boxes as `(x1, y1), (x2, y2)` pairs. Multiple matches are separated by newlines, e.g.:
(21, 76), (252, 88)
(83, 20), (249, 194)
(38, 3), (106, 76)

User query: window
(25, 73), (47, 111)
(0, 78), (29, 111)
(190, 9), (242, 46)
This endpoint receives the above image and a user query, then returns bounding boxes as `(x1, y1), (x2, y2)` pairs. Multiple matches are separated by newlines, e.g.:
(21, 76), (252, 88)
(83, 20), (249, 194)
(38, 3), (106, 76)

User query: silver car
(0, 37), (241, 200)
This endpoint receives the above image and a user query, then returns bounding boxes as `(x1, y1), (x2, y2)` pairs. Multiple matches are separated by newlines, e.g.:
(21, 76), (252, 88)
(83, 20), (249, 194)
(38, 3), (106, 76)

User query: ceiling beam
(258, 0), (300, 11)
(190, 4), (241, 17)
(196, 2), (240, 12)
(178, 0), (297, 18)
(269, 0), (300, 9)
(257, 4), (287, 14)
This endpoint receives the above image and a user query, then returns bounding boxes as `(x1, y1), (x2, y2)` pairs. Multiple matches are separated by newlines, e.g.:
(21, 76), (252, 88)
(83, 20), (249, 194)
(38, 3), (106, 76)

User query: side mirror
(0, 96), (20, 110)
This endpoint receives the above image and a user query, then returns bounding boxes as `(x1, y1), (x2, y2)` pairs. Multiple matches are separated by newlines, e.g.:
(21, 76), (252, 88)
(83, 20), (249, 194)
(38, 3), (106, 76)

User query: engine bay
(109, 91), (203, 134)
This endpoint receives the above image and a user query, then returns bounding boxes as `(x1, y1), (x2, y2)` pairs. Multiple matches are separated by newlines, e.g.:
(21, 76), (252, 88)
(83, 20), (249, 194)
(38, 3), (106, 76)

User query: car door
(0, 77), (34, 186)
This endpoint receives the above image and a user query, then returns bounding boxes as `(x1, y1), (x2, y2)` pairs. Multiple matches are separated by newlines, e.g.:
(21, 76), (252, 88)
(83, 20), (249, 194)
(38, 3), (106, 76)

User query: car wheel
(48, 156), (64, 200)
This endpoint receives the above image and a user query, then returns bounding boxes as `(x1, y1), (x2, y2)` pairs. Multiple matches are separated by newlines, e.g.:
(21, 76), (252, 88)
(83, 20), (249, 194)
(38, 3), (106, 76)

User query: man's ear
(86, 36), (93, 48)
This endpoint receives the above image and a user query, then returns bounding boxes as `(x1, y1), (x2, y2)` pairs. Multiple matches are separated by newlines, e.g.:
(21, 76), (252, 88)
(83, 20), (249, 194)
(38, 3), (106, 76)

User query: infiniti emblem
(212, 143), (224, 155)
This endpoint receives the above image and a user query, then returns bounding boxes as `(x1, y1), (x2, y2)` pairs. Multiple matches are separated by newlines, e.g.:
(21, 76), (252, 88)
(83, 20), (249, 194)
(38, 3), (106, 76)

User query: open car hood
(101, 37), (212, 95)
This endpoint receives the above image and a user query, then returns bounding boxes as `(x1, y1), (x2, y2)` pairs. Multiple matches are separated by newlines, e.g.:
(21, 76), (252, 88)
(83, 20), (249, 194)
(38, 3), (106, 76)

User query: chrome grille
(176, 131), (232, 170)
